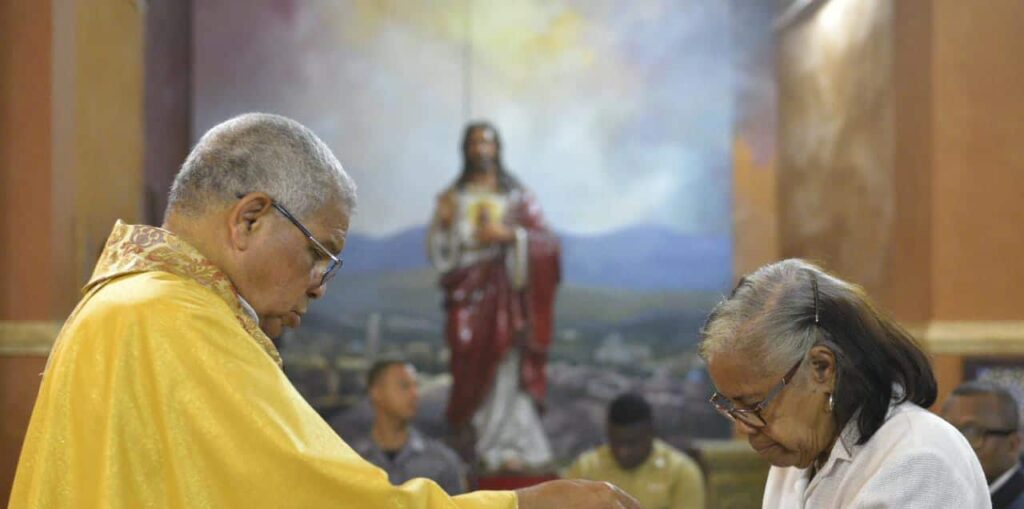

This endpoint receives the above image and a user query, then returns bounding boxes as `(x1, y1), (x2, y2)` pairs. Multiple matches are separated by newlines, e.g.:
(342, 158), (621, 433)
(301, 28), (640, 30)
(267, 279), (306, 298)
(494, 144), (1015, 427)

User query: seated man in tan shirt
(566, 392), (706, 509)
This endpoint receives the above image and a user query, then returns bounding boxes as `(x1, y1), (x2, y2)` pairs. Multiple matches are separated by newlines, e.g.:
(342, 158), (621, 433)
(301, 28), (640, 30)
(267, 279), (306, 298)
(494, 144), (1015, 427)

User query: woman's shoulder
(863, 402), (975, 464)
(878, 402), (960, 440)
(845, 402), (989, 503)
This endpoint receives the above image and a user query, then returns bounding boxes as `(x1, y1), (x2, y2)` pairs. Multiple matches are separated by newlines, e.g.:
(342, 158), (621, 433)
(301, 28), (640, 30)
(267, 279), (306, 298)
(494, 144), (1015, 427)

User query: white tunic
(762, 402), (990, 509)
(472, 350), (554, 471)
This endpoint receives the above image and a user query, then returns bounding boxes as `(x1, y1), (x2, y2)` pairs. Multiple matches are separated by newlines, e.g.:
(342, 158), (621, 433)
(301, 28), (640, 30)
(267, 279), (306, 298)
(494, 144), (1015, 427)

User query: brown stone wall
(773, 0), (1024, 409)
(777, 0), (895, 296)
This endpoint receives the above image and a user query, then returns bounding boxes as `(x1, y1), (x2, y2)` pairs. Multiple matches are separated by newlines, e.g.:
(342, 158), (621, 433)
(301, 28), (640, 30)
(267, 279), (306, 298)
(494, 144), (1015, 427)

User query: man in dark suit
(943, 380), (1024, 509)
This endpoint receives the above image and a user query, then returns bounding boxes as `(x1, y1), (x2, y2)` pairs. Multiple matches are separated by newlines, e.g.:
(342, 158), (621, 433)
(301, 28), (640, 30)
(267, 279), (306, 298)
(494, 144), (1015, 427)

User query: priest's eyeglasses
(709, 358), (803, 429)
(270, 201), (343, 288)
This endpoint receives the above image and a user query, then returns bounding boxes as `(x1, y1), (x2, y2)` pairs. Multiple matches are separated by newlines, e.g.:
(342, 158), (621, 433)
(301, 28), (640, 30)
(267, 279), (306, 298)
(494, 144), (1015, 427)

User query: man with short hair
(9, 113), (638, 509)
(566, 393), (706, 509)
(354, 359), (467, 494)
(942, 380), (1024, 509)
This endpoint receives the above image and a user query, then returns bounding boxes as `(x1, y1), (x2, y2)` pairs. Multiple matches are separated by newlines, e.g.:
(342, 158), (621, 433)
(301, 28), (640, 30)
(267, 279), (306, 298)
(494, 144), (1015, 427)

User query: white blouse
(762, 401), (990, 509)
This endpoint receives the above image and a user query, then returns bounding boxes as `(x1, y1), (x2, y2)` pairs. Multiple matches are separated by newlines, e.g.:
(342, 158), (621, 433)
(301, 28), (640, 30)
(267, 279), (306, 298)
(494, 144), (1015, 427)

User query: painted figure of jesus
(428, 122), (560, 472)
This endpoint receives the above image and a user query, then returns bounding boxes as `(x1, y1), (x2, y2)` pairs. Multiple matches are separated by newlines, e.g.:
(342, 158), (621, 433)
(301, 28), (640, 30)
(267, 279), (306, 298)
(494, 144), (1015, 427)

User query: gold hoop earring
(827, 393), (835, 413)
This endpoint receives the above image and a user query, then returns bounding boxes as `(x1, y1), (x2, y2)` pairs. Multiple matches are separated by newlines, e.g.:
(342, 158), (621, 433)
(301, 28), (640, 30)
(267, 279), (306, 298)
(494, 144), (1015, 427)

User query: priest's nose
(308, 281), (326, 300)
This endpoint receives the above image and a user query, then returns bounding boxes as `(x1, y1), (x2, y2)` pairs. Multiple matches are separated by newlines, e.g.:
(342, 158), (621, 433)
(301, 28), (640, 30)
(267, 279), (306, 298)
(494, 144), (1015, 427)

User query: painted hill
(344, 224), (731, 292)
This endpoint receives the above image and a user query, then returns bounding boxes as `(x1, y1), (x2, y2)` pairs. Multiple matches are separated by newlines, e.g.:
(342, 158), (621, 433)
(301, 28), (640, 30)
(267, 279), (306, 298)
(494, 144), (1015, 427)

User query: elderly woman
(700, 259), (989, 508)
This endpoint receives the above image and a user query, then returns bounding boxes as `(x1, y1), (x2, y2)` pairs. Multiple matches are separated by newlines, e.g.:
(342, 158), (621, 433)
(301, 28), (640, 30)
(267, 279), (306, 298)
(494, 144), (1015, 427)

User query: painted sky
(194, 0), (735, 237)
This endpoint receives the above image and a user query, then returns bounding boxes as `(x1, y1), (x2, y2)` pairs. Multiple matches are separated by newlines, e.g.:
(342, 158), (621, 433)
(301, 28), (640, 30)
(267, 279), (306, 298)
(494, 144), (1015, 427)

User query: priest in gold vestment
(8, 114), (637, 509)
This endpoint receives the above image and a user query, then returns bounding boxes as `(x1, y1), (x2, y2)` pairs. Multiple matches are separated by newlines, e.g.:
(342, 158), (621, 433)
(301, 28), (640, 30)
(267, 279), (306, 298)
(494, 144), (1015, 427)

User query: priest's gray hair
(167, 113), (357, 219)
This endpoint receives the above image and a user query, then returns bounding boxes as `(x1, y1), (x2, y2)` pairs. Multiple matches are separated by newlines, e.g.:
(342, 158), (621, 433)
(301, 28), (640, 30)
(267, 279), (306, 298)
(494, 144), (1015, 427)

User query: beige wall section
(776, 0), (895, 297)
(65, 0), (145, 307)
(930, 0), (1024, 321)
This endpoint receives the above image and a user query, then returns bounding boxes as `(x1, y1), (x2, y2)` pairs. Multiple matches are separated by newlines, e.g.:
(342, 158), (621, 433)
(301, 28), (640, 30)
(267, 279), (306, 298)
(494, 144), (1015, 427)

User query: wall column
(0, 1), (144, 504)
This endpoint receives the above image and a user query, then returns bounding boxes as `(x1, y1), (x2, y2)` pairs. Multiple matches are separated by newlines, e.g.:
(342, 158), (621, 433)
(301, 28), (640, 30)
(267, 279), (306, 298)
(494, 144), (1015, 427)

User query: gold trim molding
(0, 321), (63, 356)
(907, 321), (1024, 355)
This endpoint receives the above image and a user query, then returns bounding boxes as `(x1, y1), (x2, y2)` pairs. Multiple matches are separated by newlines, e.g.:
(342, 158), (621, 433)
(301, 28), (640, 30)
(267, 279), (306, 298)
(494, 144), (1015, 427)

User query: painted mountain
(304, 224), (731, 348)
(340, 225), (732, 291)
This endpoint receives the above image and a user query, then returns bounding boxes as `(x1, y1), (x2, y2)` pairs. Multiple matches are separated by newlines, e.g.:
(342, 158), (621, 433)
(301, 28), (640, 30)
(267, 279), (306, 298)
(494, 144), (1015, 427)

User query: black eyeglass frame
(270, 202), (343, 288)
(709, 358), (804, 429)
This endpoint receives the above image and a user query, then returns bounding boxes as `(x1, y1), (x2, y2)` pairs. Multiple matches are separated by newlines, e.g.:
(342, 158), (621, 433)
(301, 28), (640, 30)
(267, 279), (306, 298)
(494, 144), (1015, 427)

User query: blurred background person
(566, 392), (705, 509)
(701, 259), (989, 508)
(942, 381), (1024, 509)
(428, 121), (560, 472)
(354, 359), (467, 495)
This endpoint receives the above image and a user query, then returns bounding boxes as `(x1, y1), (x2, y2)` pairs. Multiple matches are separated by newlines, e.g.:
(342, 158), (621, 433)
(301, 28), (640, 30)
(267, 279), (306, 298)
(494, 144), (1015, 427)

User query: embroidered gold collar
(86, 220), (283, 367)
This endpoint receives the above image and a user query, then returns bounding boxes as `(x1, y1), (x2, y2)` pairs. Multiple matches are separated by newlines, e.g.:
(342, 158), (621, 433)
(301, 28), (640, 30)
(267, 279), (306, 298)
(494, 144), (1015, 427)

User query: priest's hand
(515, 480), (641, 509)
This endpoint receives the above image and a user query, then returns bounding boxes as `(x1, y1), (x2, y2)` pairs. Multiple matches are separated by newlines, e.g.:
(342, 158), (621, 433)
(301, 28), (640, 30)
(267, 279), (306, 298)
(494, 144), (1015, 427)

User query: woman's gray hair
(701, 258), (936, 445)
(166, 113), (357, 219)
(699, 259), (826, 376)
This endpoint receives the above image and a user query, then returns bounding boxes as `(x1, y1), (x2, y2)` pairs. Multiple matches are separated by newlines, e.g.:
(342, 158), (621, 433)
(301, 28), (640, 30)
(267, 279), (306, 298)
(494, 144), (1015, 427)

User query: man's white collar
(237, 295), (259, 325)
(990, 463), (1020, 494)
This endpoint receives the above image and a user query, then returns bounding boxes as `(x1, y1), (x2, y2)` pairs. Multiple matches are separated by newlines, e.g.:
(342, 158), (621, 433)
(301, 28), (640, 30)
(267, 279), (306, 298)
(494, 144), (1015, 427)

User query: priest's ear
(228, 192), (275, 250)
